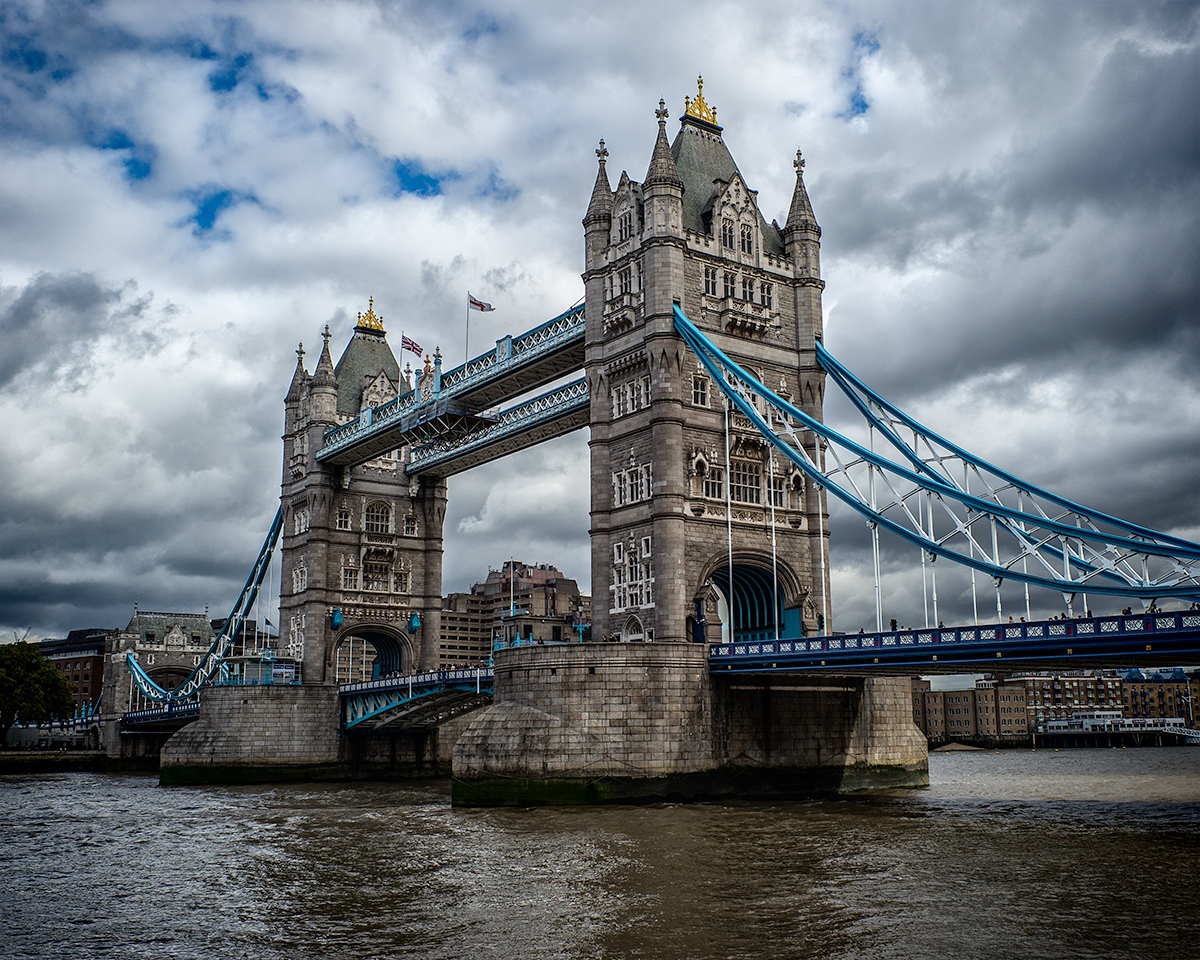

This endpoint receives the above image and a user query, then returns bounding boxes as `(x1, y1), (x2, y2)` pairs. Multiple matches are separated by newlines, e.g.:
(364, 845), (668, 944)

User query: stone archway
(696, 552), (805, 643)
(332, 621), (415, 681)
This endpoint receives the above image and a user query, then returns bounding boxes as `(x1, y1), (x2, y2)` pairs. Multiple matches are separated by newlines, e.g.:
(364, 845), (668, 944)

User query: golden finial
(683, 74), (718, 125)
(356, 296), (384, 331)
(423, 353), (433, 375)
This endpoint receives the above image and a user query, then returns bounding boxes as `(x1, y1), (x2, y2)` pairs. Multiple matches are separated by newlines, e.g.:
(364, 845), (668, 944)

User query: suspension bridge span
(108, 83), (1199, 801)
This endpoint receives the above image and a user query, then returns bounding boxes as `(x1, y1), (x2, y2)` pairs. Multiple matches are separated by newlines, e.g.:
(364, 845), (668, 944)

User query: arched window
(365, 502), (391, 534)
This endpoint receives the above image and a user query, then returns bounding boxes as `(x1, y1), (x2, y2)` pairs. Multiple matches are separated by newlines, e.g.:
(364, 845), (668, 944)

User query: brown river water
(3, 748), (1198, 960)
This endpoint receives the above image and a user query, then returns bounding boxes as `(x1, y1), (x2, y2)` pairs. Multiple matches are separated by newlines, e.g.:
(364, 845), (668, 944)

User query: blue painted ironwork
(408, 378), (588, 475)
(674, 305), (1200, 603)
(127, 506), (284, 703)
(340, 667), (494, 731)
(318, 304), (585, 464)
(710, 610), (1200, 674)
(121, 701), (202, 727)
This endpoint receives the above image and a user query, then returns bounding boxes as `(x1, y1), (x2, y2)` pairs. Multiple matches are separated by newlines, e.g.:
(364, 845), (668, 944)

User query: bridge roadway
(711, 609), (1200, 676)
(316, 304), (585, 472)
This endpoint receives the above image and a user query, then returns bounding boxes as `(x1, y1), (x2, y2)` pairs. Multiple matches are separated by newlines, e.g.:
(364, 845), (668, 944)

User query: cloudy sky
(1, 0), (1197, 642)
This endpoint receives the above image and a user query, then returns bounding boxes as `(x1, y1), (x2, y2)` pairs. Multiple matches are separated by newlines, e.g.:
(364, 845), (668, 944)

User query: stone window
(363, 562), (390, 592)
(394, 570), (410, 593)
(403, 515), (418, 536)
(730, 460), (762, 504)
(740, 223), (753, 254)
(741, 276), (754, 301)
(618, 210), (633, 242)
(770, 475), (785, 508)
(692, 375), (709, 407)
(721, 218), (735, 248)
(723, 271), (736, 299)
(365, 502), (391, 534)
(336, 508), (351, 530)
(760, 282), (773, 308)
(612, 464), (652, 507)
(342, 567), (359, 590)
(610, 536), (653, 612)
(292, 561), (307, 593)
(619, 267), (632, 296)
(703, 466), (724, 500)
(293, 507), (310, 535)
(703, 266), (718, 296)
(611, 376), (651, 419)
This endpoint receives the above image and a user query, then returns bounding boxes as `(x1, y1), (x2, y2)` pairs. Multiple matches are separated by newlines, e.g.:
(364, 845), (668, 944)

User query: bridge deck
(712, 611), (1200, 676)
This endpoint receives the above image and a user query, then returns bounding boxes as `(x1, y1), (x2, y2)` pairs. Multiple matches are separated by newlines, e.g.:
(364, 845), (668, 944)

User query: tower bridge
(112, 81), (1200, 801)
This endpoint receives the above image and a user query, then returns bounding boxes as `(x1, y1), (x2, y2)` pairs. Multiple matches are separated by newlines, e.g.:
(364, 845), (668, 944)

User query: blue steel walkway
(712, 610), (1200, 676)
(340, 667), (494, 731)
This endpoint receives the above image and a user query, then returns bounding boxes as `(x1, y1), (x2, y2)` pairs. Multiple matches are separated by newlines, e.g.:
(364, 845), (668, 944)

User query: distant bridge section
(317, 305), (585, 470)
(710, 610), (1200, 676)
(340, 667), (494, 731)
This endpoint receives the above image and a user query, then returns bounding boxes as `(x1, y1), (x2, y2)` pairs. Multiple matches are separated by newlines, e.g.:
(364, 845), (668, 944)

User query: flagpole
(465, 295), (470, 366)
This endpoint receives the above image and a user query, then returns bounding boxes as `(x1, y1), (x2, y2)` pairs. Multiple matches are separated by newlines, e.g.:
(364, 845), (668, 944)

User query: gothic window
(365, 502), (391, 534)
(741, 276), (754, 301)
(723, 272), (735, 299)
(292, 562), (308, 594)
(619, 267), (632, 296)
(760, 282), (773, 308)
(770, 475), (786, 508)
(692, 375), (709, 407)
(704, 266), (718, 296)
(293, 507), (310, 535)
(740, 223), (753, 254)
(730, 460), (763, 504)
(363, 562), (390, 592)
(721, 218), (735, 248)
(618, 210), (633, 242)
(638, 375), (651, 409)
(336, 508), (351, 531)
(610, 385), (626, 419)
(342, 568), (359, 590)
(403, 515), (418, 537)
(703, 466), (724, 500)
(394, 570), (410, 593)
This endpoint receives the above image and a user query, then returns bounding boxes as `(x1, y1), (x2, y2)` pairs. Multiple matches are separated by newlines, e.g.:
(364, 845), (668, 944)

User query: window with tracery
(740, 223), (753, 254)
(618, 210), (633, 242)
(336, 508), (351, 530)
(730, 460), (762, 504)
(292, 561), (307, 593)
(403, 515), (418, 537)
(692, 375), (709, 407)
(760, 282), (773, 308)
(722, 218), (735, 248)
(364, 562), (390, 592)
(723, 271), (735, 298)
(365, 502), (391, 534)
(703, 266), (718, 296)
(703, 466), (724, 500)
(741, 276), (754, 301)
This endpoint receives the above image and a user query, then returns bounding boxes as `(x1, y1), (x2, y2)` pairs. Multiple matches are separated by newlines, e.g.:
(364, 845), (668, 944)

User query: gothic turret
(783, 149), (822, 283)
(310, 325), (339, 424)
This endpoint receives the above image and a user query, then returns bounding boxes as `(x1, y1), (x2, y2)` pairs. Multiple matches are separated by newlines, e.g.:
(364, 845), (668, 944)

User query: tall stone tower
(583, 80), (830, 646)
(279, 301), (446, 684)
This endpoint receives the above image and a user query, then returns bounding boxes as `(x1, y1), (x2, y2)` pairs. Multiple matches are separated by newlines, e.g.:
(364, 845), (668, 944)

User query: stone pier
(452, 643), (927, 805)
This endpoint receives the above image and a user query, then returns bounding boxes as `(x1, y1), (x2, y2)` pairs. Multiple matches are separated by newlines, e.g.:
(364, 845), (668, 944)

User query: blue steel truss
(710, 609), (1200, 675)
(674, 305), (1200, 605)
(318, 304), (585, 465)
(340, 667), (494, 731)
(127, 506), (284, 703)
(408, 378), (589, 476)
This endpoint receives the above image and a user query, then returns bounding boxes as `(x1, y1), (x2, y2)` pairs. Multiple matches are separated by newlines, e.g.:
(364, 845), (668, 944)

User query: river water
(3, 748), (1198, 960)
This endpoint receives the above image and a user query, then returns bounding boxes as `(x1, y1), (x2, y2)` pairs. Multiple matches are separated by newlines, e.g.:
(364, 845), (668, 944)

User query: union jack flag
(400, 334), (423, 356)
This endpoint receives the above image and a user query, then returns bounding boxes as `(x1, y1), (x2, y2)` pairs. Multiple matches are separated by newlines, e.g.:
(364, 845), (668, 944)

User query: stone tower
(279, 301), (447, 684)
(583, 79), (830, 646)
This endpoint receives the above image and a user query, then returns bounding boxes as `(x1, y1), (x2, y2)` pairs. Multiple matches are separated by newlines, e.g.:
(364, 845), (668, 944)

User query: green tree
(0, 641), (77, 743)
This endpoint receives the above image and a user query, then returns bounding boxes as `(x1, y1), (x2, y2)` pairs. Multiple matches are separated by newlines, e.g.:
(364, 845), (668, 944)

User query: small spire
(286, 341), (309, 401)
(645, 98), (682, 187)
(784, 147), (820, 236)
(312, 326), (337, 388)
(584, 138), (614, 225)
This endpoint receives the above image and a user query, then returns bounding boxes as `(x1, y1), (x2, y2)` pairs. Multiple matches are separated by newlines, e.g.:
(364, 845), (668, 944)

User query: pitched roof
(671, 117), (785, 256)
(333, 327), (403, 416)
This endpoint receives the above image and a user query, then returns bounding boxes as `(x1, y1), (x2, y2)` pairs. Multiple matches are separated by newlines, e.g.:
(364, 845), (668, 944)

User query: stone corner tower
(279, 301), (446, 685)
(582, 78), (830, 647)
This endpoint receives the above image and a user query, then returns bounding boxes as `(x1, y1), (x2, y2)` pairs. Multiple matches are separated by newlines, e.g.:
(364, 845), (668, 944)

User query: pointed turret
(310, 325), (339, 423)
(644, 100), (682, 189)
(584, 139), (614, 227)
(286, 343), (308, 402)
(783, 149), (820, 238)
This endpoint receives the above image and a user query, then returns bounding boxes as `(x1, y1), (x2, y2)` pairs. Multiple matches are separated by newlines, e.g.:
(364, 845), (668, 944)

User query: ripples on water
(3, 748), (1198, 960)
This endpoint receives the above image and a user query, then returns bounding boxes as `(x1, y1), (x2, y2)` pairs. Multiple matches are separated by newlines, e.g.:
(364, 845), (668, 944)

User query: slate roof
(333, 327), (404, 416)
(671, 116), (786, 257)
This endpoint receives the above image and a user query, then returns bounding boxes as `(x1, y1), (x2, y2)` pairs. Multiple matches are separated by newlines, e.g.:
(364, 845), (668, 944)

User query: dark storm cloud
(0, 271), (168, 389)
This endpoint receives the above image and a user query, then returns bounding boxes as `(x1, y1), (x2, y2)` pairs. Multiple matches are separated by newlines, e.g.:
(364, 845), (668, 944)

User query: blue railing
(710, 610), (1200, 666)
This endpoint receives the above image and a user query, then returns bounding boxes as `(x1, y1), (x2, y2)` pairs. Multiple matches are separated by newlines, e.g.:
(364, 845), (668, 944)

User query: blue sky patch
(392, 158), (447, 197)
(185, 187), (259, 234)
(209, 52), (253, 92)
(94, 129), (155, 182)
(838, 29), (880, 120)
